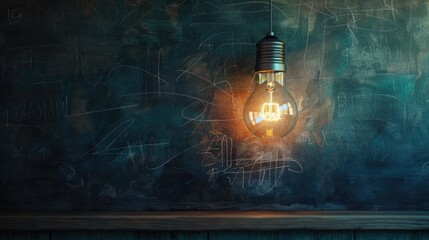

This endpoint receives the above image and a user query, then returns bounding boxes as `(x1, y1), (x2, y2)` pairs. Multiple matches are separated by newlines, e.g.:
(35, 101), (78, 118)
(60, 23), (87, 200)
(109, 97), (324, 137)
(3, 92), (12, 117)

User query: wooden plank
(278, 231), (316, 240)
(0, 212), (429, 231)
(355, 230), (413, 240)
(414, 231), (429, 240)
(317, 231), (353, 240)
(0, 232), (50, 240)
(50, 231), (136, 240)
(136, 232), (208, 240)
(136, 232), (171, 240)
(209, 231), (279, 240)
(175, 232), (208, 240)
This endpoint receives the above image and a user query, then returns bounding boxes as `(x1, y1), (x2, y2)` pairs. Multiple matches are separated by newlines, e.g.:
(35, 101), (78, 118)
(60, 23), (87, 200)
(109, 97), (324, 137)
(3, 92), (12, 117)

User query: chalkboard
(1, 0), (429, 212)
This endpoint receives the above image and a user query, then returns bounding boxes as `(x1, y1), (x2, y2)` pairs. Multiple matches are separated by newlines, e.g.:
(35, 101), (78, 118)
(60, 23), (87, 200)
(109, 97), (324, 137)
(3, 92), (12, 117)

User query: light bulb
(244, 71), (298, 138)
(243, 34), (298, 138)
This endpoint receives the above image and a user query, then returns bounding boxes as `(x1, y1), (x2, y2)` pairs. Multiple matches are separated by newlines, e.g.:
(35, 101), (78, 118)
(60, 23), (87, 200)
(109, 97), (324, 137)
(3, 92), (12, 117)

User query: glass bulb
(243, 71), (298, 138)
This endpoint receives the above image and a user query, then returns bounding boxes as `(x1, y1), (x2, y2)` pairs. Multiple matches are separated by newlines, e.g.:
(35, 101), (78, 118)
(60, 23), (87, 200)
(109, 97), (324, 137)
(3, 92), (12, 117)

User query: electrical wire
(269, 0), (273, 34)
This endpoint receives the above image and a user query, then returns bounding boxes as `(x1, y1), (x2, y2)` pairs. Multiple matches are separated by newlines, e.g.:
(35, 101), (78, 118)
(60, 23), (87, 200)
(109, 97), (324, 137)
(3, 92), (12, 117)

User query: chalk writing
(200, 135), (303, 195)
(336, 92), (399, 123)
(7, 7), (66, 26)
(8, 8), (22, 25)
(11, 97), (68, 122)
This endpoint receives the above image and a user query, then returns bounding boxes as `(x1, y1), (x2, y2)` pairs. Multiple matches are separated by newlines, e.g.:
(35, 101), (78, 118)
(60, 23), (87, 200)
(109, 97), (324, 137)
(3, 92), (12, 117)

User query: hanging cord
(269, 0), (273, 35)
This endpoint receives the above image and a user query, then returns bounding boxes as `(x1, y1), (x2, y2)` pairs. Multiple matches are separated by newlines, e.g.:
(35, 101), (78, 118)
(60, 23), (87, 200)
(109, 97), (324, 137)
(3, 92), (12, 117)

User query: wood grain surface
(1, 211), (429, 230)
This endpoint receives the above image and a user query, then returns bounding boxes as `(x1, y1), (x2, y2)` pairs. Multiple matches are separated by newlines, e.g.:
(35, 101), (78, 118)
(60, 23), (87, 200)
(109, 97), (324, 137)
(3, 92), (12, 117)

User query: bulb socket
(255, 34), (286, 72)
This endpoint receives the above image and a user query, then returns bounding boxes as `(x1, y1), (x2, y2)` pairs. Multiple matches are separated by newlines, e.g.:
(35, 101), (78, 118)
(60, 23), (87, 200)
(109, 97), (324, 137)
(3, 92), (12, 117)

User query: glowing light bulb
(244, 71), (298, 138)
(243, 34), (298, 138)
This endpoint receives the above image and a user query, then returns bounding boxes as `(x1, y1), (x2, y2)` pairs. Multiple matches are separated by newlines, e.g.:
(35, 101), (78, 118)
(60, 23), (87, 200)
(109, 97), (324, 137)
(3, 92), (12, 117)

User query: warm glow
(261, 102), (280, 121)
(243, 71), (298, 138)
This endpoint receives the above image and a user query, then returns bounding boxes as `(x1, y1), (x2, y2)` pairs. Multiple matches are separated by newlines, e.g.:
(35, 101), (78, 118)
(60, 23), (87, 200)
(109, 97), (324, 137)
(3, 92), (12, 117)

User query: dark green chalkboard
(1, 0), (429, 211)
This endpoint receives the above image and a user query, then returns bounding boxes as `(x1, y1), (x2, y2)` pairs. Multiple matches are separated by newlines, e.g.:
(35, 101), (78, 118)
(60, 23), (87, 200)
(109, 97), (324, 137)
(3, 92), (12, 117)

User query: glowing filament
(262, 92), (280, 121)
(248, 73), (292, 126)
